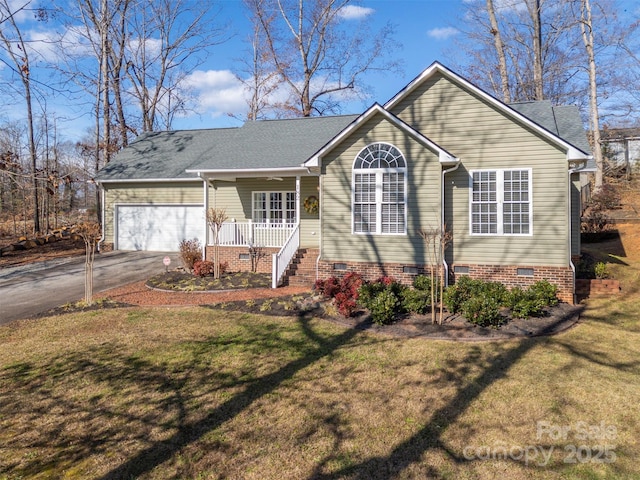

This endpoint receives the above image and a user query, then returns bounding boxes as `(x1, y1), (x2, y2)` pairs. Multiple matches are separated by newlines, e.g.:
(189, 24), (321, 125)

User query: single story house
(96, 62), (594, 303)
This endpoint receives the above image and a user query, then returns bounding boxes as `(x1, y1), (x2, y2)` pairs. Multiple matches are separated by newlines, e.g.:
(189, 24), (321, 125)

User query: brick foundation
(206, 246), (279, 274)
(318, 260), (438, 288)
(318, 260), (576, 304)
(451, 263), (575, 304)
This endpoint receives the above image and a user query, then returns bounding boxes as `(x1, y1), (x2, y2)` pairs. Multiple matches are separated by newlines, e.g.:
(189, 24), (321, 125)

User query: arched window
(352, 143), (407, 234)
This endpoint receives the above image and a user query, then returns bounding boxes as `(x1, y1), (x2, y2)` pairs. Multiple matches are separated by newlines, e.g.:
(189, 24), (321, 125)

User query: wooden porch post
(296, 175), (301, 224)
(203, 176), (209, 258)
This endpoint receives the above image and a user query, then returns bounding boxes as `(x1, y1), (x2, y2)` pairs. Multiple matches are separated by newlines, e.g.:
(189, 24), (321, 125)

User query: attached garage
(116, 204), (204, 251)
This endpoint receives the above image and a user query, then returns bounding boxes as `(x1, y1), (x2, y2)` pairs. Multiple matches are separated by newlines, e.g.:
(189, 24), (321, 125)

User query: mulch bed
(51, 269), (584, 341)
(204, 293), (584, 341)
(146, 271), (271, 291)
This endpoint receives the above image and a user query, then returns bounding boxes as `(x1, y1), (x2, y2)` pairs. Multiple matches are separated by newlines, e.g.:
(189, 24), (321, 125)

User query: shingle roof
(97, 115), (359, 181)
(509, 100), (592, 154)
(509, 100), (594, 170)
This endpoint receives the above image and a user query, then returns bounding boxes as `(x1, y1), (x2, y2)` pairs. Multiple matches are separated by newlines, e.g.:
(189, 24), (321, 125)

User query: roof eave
(186, 166), (314, 181)
(96, 177), (200, 184)
(439, 153), (460, 166)
(566, 148), (591, 162)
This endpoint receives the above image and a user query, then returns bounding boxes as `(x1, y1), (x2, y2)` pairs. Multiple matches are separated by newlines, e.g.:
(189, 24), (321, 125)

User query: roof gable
(304, 103), (458, 168)
(385, 62), (591, 163)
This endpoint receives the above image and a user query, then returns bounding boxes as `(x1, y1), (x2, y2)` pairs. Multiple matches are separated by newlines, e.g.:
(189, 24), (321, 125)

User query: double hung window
(353, 143), (407, 234)
(470, 169), (531, 235)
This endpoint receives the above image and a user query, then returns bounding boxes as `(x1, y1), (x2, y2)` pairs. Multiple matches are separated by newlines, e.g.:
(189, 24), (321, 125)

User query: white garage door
(116, 205), (204, 251)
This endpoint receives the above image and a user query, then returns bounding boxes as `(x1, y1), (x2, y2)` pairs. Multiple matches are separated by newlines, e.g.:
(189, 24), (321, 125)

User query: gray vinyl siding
(209, 176), (320, 248)
(391, 73), (571, 267)
(321, 113), (442, 264)
(103, 182), (202, 244)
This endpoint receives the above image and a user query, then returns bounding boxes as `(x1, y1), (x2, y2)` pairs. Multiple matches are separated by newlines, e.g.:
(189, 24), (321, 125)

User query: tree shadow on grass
(0, 307), (584, 479)
(95, 313), (365, 479)
(306, 308), (583, 479)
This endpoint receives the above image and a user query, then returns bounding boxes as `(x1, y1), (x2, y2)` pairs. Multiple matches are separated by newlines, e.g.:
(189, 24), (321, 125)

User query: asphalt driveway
(0, 251), (180, 325)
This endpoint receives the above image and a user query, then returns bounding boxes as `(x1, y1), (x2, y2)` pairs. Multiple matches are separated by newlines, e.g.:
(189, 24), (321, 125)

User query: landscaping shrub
(528, 280), (558, 306)
(334, 292), (358, 317)
(506, 281), (558, 318)
(314, 272), (363, 317)
(443, 276), (508, 314)
(358, 276), (407, 324)
(461, 296), (504, 327)
(506, 287), (546, 318)
(368, 289), (401, 325)
(412, 274), (432, 292)
(445, 277), (557, 323)
(400, 287), (431, 314)
(478, 281), (509, 305)
(193, 260), (215, 277)
(581, 183), (620, 234)
(442, 276), (482, 314)
(314, 276), (340, 298)
(357, 279), (387, 306)
(594, 262), (610, 279)
(179, 238), (202, 272)
(412, 274), (439, 302)
(193, 260), (229, 278)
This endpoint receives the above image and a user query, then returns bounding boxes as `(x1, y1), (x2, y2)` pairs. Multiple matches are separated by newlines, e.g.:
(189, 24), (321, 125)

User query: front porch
(207, 220), (316, 288)
(195, 170), (321, 289)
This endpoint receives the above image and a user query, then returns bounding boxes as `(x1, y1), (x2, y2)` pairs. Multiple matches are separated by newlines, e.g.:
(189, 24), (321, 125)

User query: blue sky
(171, 0), (464, 132)
(2, 0), (638, 142)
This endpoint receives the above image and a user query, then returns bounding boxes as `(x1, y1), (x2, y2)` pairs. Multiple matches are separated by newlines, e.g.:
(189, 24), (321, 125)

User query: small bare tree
(206, 208), (228, 279)
(248, 241), (267, 273)
(418, 227), (439, 325)
(76, 222), (101, 305)
(419, 224), (453, 325)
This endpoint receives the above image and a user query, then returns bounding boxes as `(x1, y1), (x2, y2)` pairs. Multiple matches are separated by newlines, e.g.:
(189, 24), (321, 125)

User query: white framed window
(353, 143), (407, 234)
(252, 191), (296, 224)
(470, 168), (532, 235)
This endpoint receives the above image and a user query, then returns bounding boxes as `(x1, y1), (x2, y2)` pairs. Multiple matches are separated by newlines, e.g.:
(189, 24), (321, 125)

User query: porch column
(296, 175), (301, 224)
(203, 177), (210, 254)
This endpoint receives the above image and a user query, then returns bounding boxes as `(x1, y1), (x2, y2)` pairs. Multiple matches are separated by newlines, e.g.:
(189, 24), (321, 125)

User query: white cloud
(337, 5), (374, 20)
(183, 69), (247, 118)
(461, 0), (526, 12)
(127, 37), (163, 59)
(23, 26), (94, 63)
(427, 27), (459, 41)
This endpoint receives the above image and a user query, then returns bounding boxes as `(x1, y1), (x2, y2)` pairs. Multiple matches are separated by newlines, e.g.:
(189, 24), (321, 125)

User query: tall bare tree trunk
(110, 0), (130, 147)
(0, 1), (41, 233)
(527, 0), (544, 100)
(579, 0), (604, 191)
(486, 0), (511, 103)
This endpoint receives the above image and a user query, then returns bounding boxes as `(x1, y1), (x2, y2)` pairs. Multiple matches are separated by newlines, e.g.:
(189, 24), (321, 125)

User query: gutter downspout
(568, 167), (579, 305)
(442, 162), (460, 287)
(315, 173), (322, 284)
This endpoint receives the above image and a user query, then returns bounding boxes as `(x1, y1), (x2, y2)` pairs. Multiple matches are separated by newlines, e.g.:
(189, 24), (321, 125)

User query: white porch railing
(215, 220), (296, 248)
(272, 224), (300, 288)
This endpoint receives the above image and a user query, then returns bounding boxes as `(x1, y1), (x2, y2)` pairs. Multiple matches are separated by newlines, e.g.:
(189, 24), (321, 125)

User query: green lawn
(1, 249), (639, 479)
